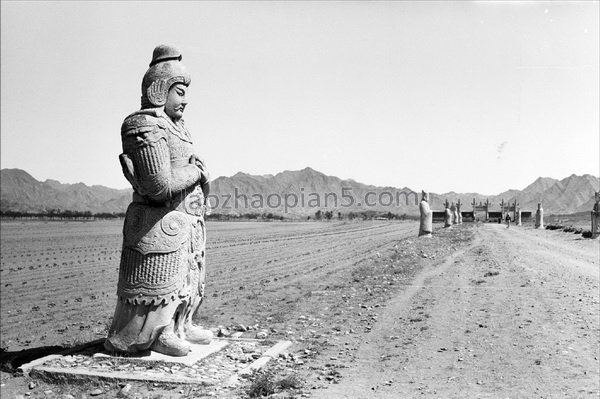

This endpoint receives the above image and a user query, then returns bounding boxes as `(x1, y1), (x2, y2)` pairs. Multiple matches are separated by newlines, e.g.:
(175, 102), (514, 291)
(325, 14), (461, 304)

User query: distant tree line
(0, 209), (125, 220)
(311, 210), (419, 221)
(1, 209), (418, 222)
(205, 210), (419, 222)
(205, 212), (285, 221)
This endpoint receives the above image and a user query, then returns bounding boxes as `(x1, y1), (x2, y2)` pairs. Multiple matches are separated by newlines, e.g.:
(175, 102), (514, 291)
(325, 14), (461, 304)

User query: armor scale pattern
(118, 246), (187, 305)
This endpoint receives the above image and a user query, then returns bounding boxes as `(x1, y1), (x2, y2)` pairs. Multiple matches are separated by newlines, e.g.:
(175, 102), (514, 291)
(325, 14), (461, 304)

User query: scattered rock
(241, 343), (256, 353)
(119, 384), (132, 395)
(256, 330), (269, 339)
(218, 328), (231, 337)
(89, 388), (103, 396)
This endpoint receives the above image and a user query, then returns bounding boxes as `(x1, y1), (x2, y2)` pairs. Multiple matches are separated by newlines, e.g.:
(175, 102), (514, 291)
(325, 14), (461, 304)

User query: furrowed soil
(1, 220), (598, 398)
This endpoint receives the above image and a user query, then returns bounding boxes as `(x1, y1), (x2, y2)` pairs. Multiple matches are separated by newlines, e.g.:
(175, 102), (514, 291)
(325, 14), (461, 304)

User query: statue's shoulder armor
(121, 111), (169, 152)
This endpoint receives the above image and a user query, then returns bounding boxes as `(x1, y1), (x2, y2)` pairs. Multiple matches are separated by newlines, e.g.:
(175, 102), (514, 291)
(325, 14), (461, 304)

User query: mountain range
(0, 169), (131, 214)
(1, 168), (598, 217)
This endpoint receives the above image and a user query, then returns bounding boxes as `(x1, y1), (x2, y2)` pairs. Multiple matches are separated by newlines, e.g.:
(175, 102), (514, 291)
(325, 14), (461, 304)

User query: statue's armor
(105, 108), (207, 353)
(118, 108), (205, 305)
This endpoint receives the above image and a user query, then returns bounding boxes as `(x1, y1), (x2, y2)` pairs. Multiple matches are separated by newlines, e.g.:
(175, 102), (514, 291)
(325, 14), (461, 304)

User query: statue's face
(164, 83), (188, 121)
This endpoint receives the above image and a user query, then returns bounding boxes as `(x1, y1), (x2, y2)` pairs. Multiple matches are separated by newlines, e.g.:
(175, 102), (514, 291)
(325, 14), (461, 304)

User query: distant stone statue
(456, 201), (463, 224)
(535, 203), (544, 229)
(105, 45), (212, 357)
(592, 192), (600, 239)
(444, 201), (452, 228)
(419, 191), (433, 237)
(451, 203), (459, 225)
(517, 209), (522, 226)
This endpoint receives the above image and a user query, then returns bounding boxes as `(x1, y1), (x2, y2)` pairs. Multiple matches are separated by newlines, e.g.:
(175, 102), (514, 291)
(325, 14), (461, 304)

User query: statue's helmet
(141, 44), (191, 108)
(421, 190), (429, 201)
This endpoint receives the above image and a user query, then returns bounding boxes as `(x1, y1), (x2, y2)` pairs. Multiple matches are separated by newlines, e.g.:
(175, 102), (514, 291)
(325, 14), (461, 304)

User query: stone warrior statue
(419, 191), (433, 237)
(105, 45), (213, 356)
(535, 203), (544, 229)
(592, 192), (600, 239)
(451, 202), (459, 225)
(444, 200), (452, 228)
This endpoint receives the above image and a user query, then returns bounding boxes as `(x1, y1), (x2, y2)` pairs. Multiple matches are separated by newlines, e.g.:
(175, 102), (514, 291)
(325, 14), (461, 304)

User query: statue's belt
(123, 203), (192, 255)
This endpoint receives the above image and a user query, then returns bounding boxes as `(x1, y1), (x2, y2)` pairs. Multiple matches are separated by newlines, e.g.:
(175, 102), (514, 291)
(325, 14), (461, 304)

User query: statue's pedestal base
(20, 338), (292, 386)
(134, 339), (229, 366)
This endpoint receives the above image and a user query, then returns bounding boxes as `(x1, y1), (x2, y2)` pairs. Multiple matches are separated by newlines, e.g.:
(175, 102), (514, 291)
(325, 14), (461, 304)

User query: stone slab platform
(92, 339), (229, 367)
(20, 339), (292, 386)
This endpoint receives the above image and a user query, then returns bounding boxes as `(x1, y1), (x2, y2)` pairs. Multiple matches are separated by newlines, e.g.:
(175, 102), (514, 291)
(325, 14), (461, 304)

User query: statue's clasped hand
(189, 154), (209, 185)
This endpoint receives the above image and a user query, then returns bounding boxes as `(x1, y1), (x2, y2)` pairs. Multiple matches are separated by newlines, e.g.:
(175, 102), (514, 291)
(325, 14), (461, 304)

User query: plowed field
(0, 220), (412, 352)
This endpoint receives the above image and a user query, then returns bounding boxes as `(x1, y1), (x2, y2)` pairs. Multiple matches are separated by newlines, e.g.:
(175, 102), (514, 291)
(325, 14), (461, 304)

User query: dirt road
(312, 223), (599, 398)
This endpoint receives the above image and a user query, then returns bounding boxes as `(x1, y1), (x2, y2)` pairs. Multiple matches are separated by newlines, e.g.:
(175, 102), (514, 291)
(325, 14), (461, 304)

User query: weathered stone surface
(105, 44), (212, 357)
(27, 339), (287, 386)
(141, 340), (229, 366)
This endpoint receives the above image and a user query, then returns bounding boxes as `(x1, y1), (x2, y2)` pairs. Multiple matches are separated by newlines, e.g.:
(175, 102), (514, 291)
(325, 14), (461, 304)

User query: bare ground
(310, 223), (599, 398)
(1, 221), (598, 398)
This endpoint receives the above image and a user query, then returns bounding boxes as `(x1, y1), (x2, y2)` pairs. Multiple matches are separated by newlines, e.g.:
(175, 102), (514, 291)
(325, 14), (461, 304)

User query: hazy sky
(1, 1), (598, 194)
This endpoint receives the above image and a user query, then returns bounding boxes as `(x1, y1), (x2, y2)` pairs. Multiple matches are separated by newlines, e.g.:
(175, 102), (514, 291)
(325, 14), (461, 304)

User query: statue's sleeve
(121, 117), (201, 202)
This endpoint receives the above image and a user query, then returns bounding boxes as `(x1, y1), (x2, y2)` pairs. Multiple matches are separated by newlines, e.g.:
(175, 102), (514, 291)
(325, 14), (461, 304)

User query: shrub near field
(0, 219), (413, 353)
